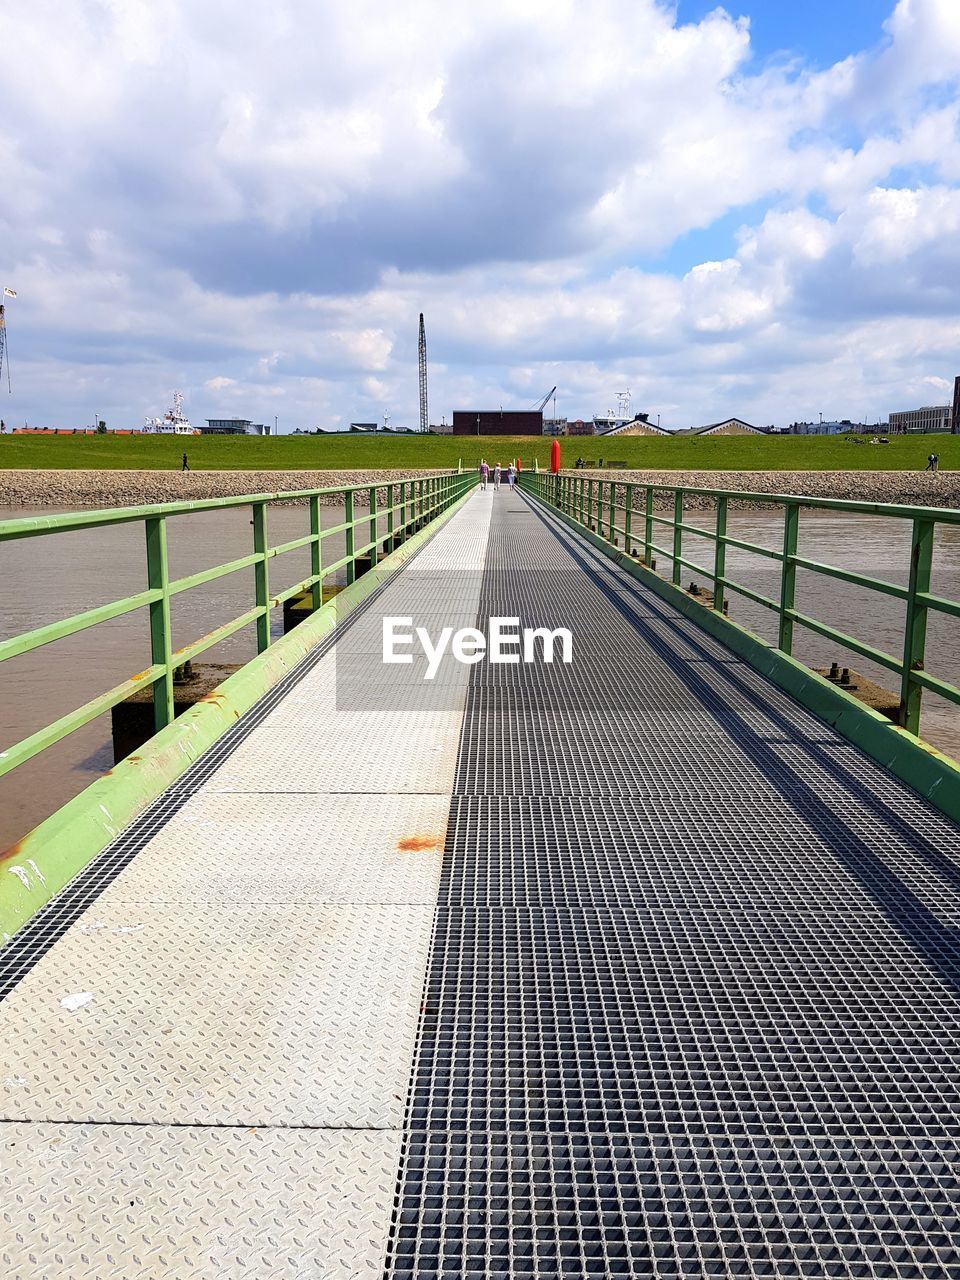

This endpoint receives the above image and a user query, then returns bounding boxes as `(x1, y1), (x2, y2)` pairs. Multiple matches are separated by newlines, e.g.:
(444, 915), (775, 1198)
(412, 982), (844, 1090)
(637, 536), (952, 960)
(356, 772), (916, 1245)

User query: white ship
(144, 391), (198, 435)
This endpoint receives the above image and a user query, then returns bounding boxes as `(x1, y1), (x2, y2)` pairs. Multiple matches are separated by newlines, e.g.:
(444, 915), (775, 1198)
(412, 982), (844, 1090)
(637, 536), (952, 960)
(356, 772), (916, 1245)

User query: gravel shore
(0, 468), (450, 508)
(0, 466), (957, 510)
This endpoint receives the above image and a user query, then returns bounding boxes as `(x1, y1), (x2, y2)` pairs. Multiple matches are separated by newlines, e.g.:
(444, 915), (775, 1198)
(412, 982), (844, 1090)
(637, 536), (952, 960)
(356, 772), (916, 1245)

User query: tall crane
(418, 313), (428, 434)
(0, 287), (14, 395)
(533, 385), (557, 413)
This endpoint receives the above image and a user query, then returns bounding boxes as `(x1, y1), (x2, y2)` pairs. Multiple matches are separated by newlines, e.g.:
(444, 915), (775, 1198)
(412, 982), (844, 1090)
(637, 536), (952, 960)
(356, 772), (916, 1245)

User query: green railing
(521, 471), (960, 739)
(0, 471), (475, 781)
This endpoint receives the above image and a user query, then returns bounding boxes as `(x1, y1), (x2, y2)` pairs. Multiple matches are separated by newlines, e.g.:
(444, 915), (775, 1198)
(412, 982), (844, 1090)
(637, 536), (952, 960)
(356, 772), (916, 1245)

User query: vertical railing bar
(252, 500), (270, 653)
(309, 494), (322, 611)
(644, 485), (654, 566)
(345, 489), (356, 585)
(778, 502), (800, 653)
(672, 489), (684, 585)
(900, 517), (935, 735)
(145, 515), (174, 731)
(714, 495), (728, 615)
(368, 484), (378, 568)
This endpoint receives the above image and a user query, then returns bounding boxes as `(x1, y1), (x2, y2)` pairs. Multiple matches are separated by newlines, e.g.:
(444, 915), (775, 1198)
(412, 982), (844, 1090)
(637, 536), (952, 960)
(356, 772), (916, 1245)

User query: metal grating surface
(385, 489), (960, 1278)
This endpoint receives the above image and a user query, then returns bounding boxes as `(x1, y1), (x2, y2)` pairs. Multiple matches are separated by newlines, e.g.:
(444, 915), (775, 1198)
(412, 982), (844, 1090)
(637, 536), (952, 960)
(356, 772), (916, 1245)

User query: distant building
(888, 405), (953, 434)
(431, 421), (454, 435)
(202, 418), (267, 435)
(567, 418), (593, 436)
(789, 419), (865, 436)
(349, 422), (379, 432)
(452, 410), (543, 436)
(543, 417), (568, 435)
(694, 418), (766, 436)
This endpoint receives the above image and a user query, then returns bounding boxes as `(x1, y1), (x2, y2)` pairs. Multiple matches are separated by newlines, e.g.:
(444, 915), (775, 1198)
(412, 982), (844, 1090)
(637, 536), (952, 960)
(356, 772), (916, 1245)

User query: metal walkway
(4, 488), (960, 1278)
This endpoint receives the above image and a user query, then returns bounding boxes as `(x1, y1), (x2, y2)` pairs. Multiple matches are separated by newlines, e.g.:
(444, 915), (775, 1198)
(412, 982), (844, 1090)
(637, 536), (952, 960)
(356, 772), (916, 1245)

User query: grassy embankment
(1, 431), (957, 472)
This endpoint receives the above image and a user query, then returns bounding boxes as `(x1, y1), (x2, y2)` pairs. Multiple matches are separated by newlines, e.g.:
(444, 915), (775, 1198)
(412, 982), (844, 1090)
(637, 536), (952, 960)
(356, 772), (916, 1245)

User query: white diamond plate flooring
(0, 1124), (399, 1280)
(97, 793), (448, 906)
(0, 491), (494, 1278)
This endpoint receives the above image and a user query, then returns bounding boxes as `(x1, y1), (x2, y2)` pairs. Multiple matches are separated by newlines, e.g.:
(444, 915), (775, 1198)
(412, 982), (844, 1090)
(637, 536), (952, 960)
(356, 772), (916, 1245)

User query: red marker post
(550, 439), (561, 474)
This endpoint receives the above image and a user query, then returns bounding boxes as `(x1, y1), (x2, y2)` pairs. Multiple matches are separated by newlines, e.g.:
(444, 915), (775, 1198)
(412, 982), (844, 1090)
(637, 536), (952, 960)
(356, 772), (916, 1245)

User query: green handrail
(0, 471), (476, 780)
(521, 472), (960, 740)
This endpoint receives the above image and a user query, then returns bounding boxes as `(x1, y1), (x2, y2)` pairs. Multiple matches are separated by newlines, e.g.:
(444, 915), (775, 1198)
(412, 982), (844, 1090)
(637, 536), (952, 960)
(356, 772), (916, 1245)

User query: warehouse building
(888, 405), (953, 433)
(452, 410), (543, 436)
(202, 419), (268, 435)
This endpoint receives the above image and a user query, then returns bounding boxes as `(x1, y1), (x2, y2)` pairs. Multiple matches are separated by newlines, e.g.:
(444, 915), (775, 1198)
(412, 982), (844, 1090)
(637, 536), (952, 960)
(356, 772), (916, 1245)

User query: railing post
(624, 484), (633, 555)
(672, 489), (684, 585)
(579, 476), (585, 525)
(386, 482), (395, 552)
(644, 485), (653, 565)
(609, 481), (616, 544)
(368, 484), (378, 567)
(252, 500), (270, 653)
(778, 503), (800, 653)
(309, 494), (322, 611)
(145, 515), (174, 732)
(713, 495), (728, 615)
(899, 517), (934, 735)
(345, 489), (356, 584)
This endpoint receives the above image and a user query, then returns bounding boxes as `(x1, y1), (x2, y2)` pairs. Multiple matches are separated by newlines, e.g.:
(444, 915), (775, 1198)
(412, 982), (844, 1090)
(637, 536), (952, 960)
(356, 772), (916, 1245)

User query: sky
(2, 0), (960, 432)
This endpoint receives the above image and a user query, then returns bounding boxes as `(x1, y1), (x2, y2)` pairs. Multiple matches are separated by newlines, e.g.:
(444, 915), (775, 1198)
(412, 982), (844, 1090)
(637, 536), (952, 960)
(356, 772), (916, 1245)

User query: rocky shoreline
(0, 466), (957, 510)
(0, 468), (450, 508)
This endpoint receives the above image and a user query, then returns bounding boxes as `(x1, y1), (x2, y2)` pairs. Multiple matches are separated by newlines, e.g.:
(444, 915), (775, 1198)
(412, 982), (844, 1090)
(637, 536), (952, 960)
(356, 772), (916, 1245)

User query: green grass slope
(1, 431), (957, 472)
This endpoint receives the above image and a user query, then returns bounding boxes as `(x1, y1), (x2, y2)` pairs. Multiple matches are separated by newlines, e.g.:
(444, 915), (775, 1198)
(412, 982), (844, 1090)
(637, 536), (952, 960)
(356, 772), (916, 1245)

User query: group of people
(479, 459), (516, 491)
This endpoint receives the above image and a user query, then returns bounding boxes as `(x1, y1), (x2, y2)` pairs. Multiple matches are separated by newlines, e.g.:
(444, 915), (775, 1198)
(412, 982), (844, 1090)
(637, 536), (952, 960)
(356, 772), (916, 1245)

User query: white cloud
(2, 0), (960, 431)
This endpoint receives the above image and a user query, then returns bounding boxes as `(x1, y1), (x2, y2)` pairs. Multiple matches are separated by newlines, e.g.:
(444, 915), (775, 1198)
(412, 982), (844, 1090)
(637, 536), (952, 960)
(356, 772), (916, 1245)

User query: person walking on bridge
(507, 461), (516, 489)
(479, 458), (489, 490)
(182, 452), (189, 472)
(493, 462), (501, 492)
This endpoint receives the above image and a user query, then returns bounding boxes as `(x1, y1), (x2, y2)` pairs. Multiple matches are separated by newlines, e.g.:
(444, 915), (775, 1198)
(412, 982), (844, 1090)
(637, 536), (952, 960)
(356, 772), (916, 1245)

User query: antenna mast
(0, 307), (9, 394)
(418, 313), (428, 434)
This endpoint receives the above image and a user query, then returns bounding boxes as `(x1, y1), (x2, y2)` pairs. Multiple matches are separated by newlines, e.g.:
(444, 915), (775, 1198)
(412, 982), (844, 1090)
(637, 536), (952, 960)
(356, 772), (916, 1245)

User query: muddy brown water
(1, 503), (958, 850)
(0, 503), (356, 850)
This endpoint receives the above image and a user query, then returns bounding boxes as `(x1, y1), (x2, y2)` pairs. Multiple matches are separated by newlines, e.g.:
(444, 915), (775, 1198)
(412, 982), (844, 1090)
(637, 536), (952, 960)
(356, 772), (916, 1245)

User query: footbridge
(3, 472), (960, 1278)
